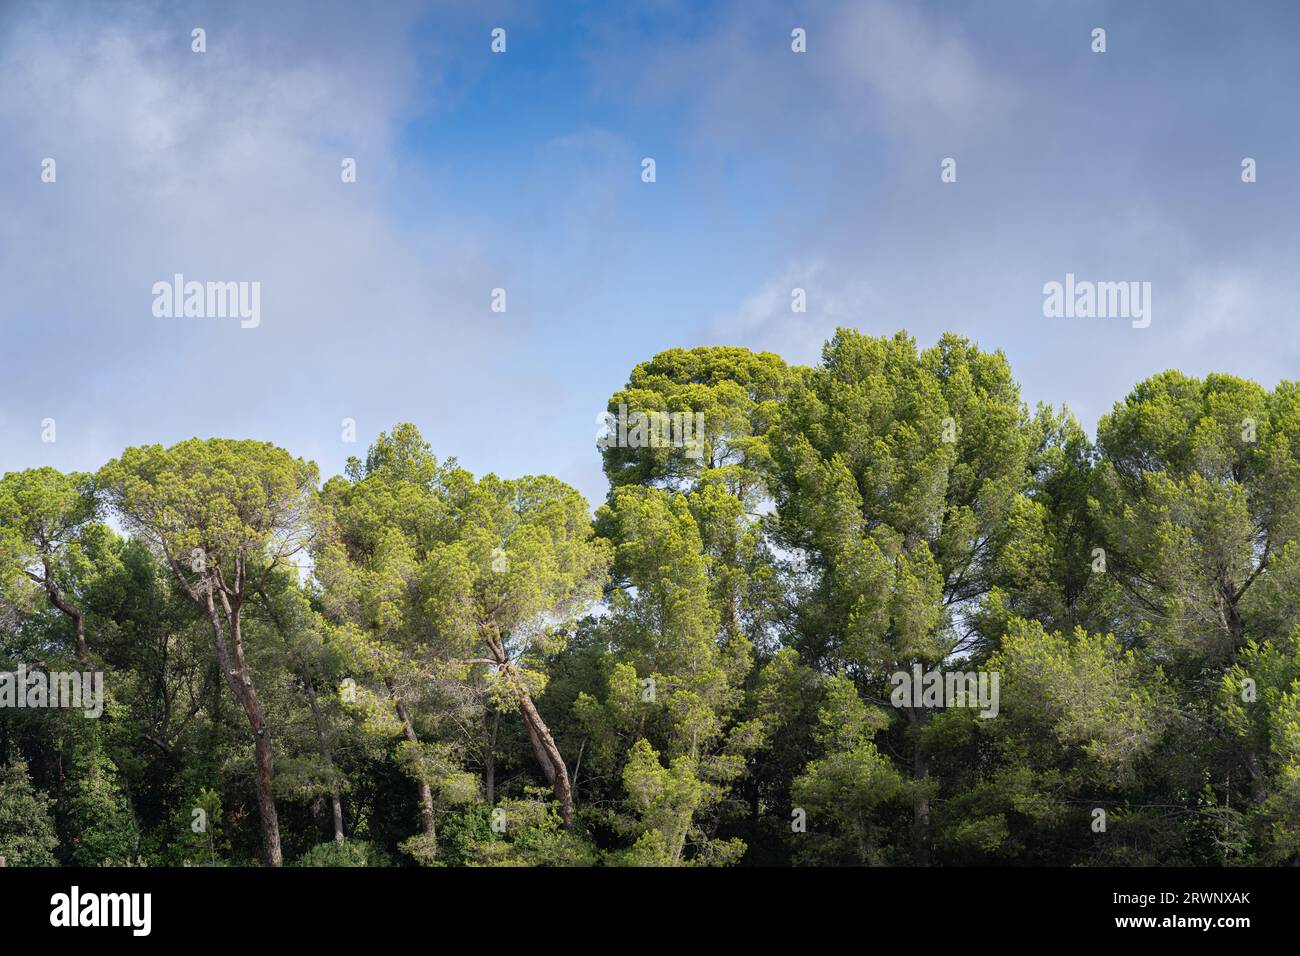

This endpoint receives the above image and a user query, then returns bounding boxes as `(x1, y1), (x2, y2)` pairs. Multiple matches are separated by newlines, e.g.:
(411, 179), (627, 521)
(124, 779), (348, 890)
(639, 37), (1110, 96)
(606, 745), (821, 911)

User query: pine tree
(0, 758), (59, 866)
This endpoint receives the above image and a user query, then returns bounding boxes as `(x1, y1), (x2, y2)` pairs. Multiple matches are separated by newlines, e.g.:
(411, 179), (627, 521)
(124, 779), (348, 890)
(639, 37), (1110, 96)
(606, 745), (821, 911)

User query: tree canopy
(3, 330), (1299, 867)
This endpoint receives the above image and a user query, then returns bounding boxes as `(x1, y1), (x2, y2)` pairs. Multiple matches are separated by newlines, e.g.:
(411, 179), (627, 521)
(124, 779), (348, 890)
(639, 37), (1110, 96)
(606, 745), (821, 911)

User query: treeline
(1, 329), (1298, 867)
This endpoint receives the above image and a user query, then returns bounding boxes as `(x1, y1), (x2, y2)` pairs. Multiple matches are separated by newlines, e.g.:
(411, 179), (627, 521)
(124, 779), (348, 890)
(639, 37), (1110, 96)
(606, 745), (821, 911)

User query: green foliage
(295, 839), (392, 867)
(0, 758), (59, 866)
(790, 674), (906, 865)
(165, 788), (227, 867)
(584, 483), (760, 864)
(3, 333), (1300, 867)
(61, 726), (138, 866)
(990, 619), (1167, 783)
(456, 795), (597, 867)
(600, 345), (790, 500)
(100, 439), (320, 572)
(436, 803), (495, 867)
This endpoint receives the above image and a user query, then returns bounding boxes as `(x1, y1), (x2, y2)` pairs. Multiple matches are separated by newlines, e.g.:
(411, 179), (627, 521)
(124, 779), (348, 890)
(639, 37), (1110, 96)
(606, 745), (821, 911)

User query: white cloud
(0, 2), (511, 484)
(707, 260), (876, 365)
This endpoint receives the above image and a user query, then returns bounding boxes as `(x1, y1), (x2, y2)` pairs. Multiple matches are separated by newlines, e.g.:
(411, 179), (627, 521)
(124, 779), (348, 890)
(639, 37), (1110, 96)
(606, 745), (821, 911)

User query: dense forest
(1, 328), (1297, 867)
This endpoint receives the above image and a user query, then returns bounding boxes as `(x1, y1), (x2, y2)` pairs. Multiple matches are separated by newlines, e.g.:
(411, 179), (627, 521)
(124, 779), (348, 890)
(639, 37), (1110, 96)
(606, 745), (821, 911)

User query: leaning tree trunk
(37, 563), (89, 662)
(507, 662), (573, 828)
(484, 627), (574, 828)
(518, 691), (574, 828)
(203, 588), (282, 867)
(304, 678), (345, 842)
(387, 680), (437, 843)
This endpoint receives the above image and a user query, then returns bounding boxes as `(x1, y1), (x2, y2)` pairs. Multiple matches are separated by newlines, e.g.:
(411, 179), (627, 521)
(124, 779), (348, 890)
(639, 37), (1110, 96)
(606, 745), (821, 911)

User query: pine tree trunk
(387, 681), (437, 841)
(200, 582), (282, 867)
(908, 707), (931, 867)
(484, 709), (499, 805)
(38, 562), (88, 662)
(304, 679), (345, 842)
(485, 627), (573, 828)
(515, 677), (574, 828)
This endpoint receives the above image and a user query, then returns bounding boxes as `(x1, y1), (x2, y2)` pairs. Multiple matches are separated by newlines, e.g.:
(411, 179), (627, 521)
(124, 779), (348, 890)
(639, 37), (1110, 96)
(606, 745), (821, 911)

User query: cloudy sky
(2, 0), (1297, 507)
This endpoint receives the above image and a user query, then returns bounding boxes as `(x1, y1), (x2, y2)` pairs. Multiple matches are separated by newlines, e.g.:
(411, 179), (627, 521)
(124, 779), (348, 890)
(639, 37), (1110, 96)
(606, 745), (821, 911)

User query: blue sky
(2, 0), (1299, 507)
